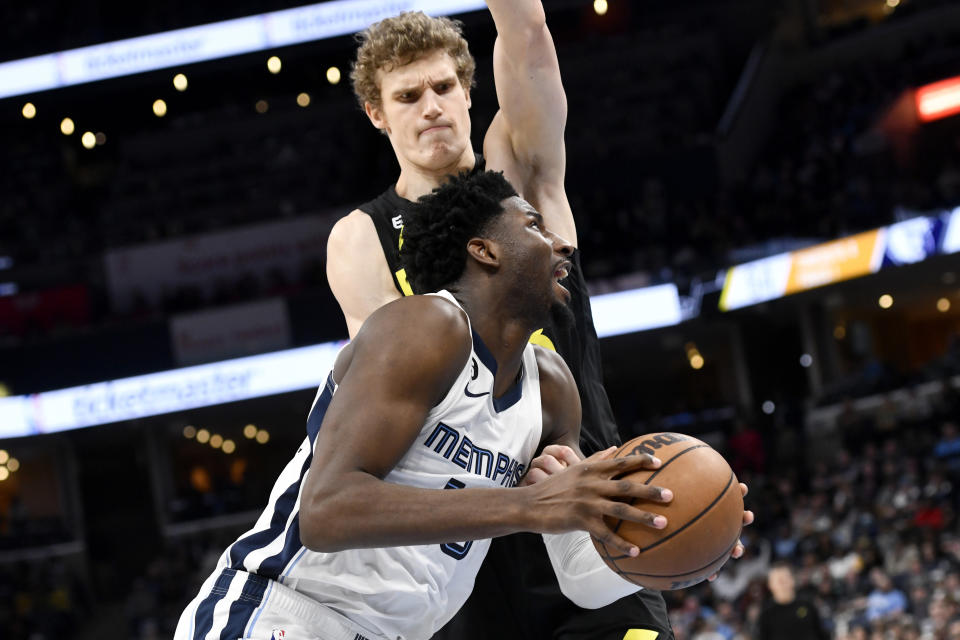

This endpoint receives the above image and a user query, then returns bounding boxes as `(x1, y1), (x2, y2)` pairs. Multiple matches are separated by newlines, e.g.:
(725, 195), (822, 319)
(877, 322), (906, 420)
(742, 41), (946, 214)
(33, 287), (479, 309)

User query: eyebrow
(527, 210), (544, 225)
(392, 75), (458, 96)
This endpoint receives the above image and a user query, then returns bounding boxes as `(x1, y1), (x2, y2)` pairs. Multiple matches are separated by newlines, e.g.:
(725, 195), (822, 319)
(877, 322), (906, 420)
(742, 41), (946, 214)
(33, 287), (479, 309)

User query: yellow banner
(785, 229), (884, 294)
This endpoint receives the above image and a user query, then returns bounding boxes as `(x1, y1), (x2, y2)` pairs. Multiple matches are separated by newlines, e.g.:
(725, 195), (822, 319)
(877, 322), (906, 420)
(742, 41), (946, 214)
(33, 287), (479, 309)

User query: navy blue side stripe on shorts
(220, 572), (270, 640)
(192, 569), (239, 640)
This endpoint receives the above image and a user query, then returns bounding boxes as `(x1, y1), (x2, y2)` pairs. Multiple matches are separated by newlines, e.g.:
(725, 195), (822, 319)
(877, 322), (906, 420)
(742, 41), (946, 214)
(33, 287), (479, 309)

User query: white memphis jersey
(179, 291), (543, 640)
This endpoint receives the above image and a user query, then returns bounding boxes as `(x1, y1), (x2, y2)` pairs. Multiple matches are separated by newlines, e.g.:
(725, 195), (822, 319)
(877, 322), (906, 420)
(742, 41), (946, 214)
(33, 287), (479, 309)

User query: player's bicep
(304, 300), (470, 490)
(326, 211), (402, 338)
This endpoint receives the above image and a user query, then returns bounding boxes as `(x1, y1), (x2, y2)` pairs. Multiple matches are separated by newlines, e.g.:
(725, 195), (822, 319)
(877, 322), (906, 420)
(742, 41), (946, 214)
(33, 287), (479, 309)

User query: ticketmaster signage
(0, 283), (683, 437)
(0, 342), (345, 438)
(0, 0), (485, 99)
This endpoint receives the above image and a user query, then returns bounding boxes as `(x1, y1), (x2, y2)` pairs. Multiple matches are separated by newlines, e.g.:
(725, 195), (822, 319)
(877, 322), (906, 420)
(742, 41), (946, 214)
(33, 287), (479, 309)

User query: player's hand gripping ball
(592, 432), (744, 591)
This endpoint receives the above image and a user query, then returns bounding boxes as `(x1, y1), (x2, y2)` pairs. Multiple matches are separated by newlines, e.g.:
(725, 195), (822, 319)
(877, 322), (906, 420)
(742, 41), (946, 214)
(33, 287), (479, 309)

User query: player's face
(767, 567), (794, 595)
(499, 197), (573, 310)
(366, 50), (472, 172)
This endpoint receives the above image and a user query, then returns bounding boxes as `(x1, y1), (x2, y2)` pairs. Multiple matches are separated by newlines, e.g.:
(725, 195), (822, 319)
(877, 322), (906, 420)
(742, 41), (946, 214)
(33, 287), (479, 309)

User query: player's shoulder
(335, 294), (472, 385)
(330, 207), (373, 235)
(532, 344), (576, 391)
(327, 208), (377, 251)
(359, 294), (472, 353)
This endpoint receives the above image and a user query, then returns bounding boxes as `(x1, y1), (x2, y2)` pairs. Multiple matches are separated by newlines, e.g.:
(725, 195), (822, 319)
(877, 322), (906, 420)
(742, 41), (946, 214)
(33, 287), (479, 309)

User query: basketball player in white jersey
(175, 169), (674, 640)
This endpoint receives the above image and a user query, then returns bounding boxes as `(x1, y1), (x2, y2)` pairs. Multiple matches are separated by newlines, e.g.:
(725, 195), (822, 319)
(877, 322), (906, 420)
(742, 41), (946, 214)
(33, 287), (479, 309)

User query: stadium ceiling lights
(916, 76), (960, 123)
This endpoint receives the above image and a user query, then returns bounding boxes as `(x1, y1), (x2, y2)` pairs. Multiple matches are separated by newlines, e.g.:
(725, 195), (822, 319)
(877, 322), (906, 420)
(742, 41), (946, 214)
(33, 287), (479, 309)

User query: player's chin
(553, 280), (571, 305)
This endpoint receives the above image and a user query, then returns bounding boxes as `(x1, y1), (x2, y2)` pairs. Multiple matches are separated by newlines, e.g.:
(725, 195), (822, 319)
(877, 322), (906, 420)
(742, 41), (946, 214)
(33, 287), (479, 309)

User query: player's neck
(456, 294), (533, 399)
(394, 152), (476, 201)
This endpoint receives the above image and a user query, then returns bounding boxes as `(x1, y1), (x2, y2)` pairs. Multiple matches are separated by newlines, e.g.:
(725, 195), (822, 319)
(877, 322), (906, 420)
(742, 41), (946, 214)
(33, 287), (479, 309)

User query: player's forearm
(486, 0), (556, 67)
(485, 0), (546, 33)
(300, 473), (538, 552)
(543, 531), (641, 609)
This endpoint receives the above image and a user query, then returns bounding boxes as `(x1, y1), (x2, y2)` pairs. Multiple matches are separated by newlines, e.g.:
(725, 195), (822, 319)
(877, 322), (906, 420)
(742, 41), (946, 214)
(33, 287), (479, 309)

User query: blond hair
(351, 11), (476, 109)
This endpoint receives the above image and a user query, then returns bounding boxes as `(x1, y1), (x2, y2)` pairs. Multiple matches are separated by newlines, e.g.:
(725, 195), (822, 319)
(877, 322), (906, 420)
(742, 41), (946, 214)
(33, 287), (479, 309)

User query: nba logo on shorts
(271, 630), (286, 640)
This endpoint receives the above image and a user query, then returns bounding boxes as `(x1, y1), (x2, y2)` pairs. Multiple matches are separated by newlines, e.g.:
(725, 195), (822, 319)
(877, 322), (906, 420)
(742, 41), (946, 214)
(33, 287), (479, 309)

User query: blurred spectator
(728, 419), (766, 475)
(757, 561), (829, 640)
(934, 422), (960, 473)
(865, 567), (908, 622)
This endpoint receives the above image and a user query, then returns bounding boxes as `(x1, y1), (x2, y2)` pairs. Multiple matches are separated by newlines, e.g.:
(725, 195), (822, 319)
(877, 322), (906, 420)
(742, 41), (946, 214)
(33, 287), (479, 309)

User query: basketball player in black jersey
(326, 4), (750, 639)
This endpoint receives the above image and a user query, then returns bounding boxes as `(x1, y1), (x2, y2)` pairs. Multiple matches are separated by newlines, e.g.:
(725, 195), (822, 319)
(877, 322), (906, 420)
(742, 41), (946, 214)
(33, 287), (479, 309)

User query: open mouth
(553, 261), (572, 300)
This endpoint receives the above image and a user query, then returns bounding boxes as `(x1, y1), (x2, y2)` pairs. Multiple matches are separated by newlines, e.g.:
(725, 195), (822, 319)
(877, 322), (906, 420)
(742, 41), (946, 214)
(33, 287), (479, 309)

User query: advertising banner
(784, 229), (885, 295)
(104, 216), (329, 312)
(942, 206), (960, 254)
(721, 210), (956, 311)
(718, 254), (793, 312)
(0, 284), (90, 336)
(0, 0), (485, 99)
(591, 284), (683, 338)
(0, 341), (344, 436)
(171, 298), (291, 366)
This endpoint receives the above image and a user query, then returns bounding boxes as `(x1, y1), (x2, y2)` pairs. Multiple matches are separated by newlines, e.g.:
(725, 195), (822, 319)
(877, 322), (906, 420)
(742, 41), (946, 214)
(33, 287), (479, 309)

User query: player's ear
(364, 101), (389, 133)
(464, 87), (472, 109)
(467, 238), (499, 268)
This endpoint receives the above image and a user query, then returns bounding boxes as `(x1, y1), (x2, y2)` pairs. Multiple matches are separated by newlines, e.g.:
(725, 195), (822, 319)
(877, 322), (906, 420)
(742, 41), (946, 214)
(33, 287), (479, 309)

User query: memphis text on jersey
(424, 422), (527, 487)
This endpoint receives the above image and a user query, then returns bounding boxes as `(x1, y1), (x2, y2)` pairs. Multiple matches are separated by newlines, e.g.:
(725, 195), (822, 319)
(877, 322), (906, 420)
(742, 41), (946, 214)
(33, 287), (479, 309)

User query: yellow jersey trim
(529, 328), (556, 352)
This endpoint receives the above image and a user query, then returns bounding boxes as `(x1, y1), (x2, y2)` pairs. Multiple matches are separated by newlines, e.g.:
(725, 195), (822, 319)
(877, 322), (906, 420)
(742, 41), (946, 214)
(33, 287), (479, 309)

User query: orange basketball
(592, 432), (744, 591)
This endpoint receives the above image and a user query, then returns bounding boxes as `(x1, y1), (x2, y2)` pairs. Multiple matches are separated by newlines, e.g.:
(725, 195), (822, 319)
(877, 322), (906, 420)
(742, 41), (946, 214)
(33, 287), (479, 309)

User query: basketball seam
(611, 444), (710, 535)
(608, 468), (735, 559)
(615, 533), (741, 579)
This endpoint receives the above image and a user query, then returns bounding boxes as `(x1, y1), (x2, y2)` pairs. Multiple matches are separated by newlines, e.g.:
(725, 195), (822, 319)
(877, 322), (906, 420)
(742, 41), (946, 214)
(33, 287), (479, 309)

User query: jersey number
(439, 478), (474, 560)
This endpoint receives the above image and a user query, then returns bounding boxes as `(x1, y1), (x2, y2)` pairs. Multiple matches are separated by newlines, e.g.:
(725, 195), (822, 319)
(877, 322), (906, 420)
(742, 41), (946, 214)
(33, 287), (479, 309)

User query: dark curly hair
(400, 166), (518, 294)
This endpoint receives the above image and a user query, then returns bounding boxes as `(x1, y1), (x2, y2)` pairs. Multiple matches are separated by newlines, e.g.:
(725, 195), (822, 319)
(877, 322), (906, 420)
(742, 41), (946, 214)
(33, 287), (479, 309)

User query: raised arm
(299, 297), (672, 554)
(326, 209), (404, 338)
(482, 0), (576, 245)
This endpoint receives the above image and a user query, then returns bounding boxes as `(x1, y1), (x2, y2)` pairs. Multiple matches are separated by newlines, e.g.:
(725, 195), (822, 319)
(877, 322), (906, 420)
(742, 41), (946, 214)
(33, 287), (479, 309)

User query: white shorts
(175, 568), (387, 640)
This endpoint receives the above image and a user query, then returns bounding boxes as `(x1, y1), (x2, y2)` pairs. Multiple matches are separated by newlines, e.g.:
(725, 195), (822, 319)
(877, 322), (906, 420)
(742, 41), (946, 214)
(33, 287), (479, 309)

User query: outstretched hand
(524, 446), (673, 558)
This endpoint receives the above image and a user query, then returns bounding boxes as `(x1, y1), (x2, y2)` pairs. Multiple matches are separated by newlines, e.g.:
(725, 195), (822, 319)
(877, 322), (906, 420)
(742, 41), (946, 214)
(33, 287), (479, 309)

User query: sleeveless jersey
(359, 181), (619, 455)
(209, 291), (544, 640)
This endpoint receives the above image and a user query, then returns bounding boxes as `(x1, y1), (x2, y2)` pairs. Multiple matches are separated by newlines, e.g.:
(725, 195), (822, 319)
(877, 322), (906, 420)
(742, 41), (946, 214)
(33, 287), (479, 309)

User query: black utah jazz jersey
(359, 185), (619, 456)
